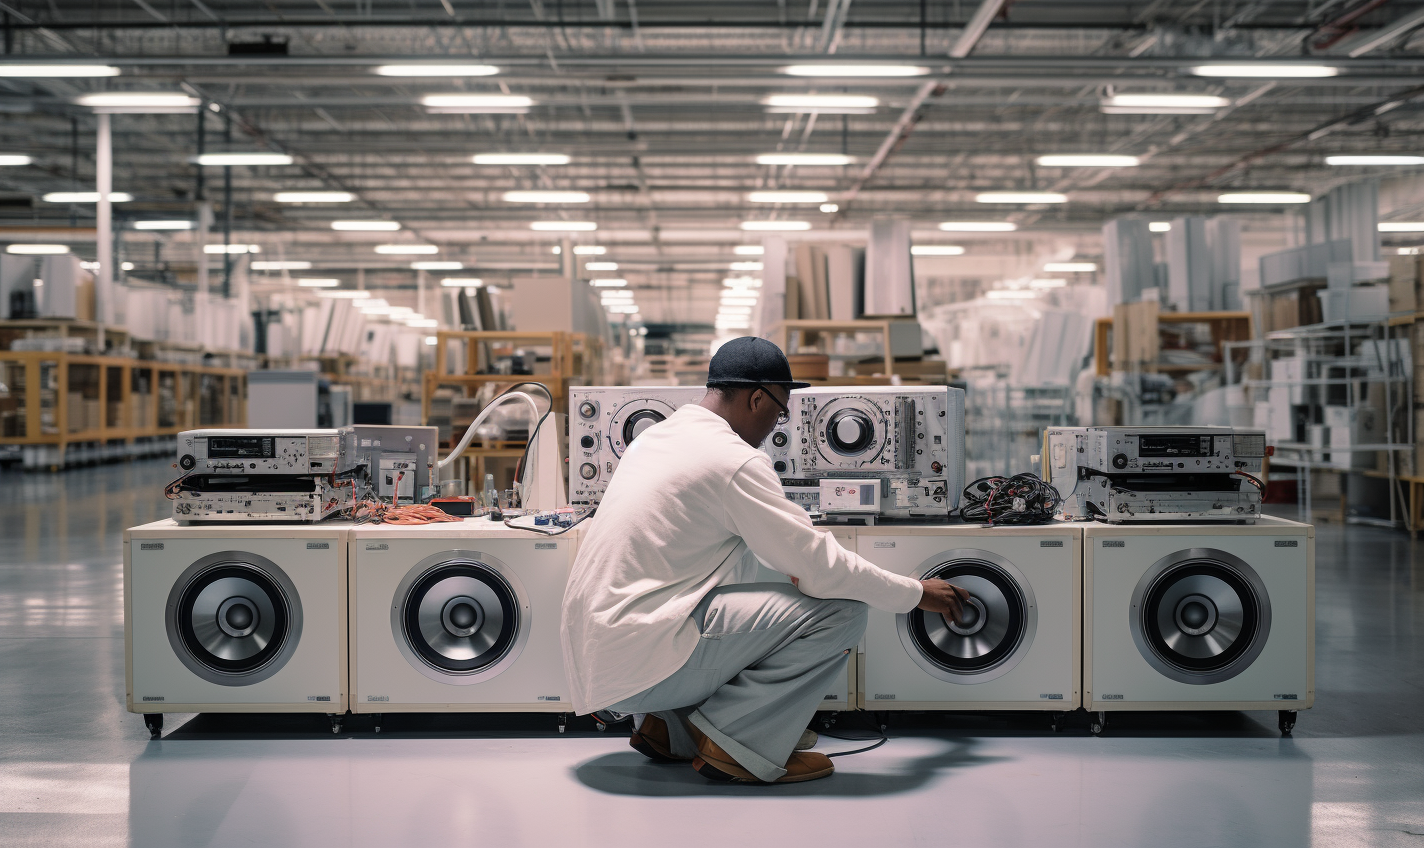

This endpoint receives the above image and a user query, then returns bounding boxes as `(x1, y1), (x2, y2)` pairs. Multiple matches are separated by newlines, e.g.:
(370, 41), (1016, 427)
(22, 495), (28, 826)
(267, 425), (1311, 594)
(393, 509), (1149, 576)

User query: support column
(196, 201), (213, 345)
(95, 113), (112, 330)
(416, 268), (427, 319)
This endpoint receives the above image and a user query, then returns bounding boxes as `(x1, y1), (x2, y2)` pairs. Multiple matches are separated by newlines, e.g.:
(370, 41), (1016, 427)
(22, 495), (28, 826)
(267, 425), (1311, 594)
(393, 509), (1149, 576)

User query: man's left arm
(721, 457), (923, 613)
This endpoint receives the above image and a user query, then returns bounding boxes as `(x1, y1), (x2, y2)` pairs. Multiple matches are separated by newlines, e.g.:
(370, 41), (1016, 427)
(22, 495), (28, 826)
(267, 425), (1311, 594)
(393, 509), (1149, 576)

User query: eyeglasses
(756, 384), (791, 424)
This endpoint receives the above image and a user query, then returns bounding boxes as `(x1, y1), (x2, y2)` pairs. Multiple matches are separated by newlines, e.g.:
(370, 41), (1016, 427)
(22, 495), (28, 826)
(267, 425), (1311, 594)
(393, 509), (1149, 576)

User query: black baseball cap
(706, 336), (810, 390)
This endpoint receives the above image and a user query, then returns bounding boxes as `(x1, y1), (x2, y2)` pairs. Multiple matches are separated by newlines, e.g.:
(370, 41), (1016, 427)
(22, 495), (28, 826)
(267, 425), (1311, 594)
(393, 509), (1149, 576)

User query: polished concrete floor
(1, 460), (1422, 847)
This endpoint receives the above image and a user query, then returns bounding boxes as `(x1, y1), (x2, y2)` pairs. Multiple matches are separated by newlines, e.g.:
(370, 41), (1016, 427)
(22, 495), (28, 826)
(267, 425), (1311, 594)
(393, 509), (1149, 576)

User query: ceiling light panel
(1036, 154), (1139, 167)
(1326, 155), (1424, 166)
(374, 244), (439, 254)
(1043, 262), (1097, 272)
(762, 94), (879, 113)
(938, 221), (1017, 232)
(411, 261), (463, 270)
(296, 278), (340, 287)
(375, 64), (499, 76)
(441, 278), (484, 287)
(42, 192), (132, 203)
(911, 245), (966, 256)
(585, 262), (618, 271)
(420, 94), (533, 113)
(531, 221), (597, 231)
(733, 246), (765, 255)
(740, 221), (811, 231)
(203, 244), (260, 254)
(975, 192), (1068, 204)
(473, 153), (570, 165)
(1100, 94), (1230, 114)
(196, 153), (293, 166)
(252, 260), (313, 270)
(572, 245), (606, 255)
(6, 244), (69, 254)
(1217, 192), (1311, 204)
(1192, 64), (1338, 78)
(0, 155), (33, 166)
(782, 64), (929, 77)
(274, 191), (353, 202)
(332, 221), (401, 231)
(133, 220), (193, 230)
(0, 64), (119, 77)
(502, 191), (590, 203)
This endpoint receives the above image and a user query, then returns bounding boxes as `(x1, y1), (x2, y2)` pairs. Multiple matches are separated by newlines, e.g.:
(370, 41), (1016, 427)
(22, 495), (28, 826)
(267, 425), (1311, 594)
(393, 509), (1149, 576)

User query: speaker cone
(392, 551), (530, 684)
(621, 409), (666, 447)
(1129, 548), (1272, 685)
(896, 549), (1038, 684)
(165, 552), (303, 686)
(826, 410), (875, 456)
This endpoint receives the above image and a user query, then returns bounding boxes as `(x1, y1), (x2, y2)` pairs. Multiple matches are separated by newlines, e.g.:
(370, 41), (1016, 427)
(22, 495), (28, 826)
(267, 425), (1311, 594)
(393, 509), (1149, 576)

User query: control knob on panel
(578, 401), (598, 419)
(771, 431), (788, 448)
(1112, 453), (1128, 470)
(579, 463), (598, 480)
(178, 454), (195, 471)
(580, 435), (595, 450)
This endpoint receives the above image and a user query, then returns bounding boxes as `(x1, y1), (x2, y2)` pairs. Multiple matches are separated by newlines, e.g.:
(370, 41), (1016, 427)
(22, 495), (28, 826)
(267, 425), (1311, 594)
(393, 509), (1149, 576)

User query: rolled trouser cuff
(688, 709), (787, 783)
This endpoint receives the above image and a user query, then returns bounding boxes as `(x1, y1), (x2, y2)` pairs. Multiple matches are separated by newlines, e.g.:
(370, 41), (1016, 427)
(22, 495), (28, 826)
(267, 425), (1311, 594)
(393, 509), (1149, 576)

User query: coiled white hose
(436, 391), (542, 480)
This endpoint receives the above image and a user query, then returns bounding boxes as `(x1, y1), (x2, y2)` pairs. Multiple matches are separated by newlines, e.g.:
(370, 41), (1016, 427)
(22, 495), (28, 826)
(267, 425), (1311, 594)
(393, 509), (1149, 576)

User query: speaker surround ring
(391, 550), (531, 685)
(165, 551), (303, 687)
(607, 398), (681, 457)
(896, 549), (1038, 685)
(1129, 547), (1272, 685)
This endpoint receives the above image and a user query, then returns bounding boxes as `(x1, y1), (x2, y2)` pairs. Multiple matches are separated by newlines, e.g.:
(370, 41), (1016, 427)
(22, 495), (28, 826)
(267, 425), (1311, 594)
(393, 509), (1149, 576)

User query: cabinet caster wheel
(1278, 710), (1297, 736)
(820, 713), (838, 731)
(558, 713), (568, 734)
(328, 714), (344, 735)
(372, 714), (383, 734)
(143, 714), (163, 739)
(1091, 711), (1107, 736)
(1050, 712), (1065, 733)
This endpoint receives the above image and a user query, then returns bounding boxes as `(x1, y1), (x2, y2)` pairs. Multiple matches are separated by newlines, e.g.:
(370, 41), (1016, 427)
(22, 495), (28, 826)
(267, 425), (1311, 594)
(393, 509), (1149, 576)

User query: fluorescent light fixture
(762, 94), (878, 113)
(1192, 64), (1338, 78)
(1149, 221), (1172, 233)
(938, 221), (1017, 232)
(716, 320), (751, 329)
(5, 244), (69, 255)
(756, 153), (853, 166)
(0, 64), (119, 77)
(1326, 155), (1424, 166)
(1379, 222), (1424, 232)
(1036, 154), (1139, 168)
(360, 305), (393, 315)
(296, 278), (341, 287)
(607, 305), (640, 314)
(1217, 192), (1311, 204)
(74, 93), (198, 109)
(730, 261), (764, 271)
(388, 306), (415, 316)
(911, 245), (966, 256)
(252, 260), (312, 270)
(1100, 94), (1230, 115)
(1030, 278), (1068, 288)
(782, 64), (929, 77)
(590, 278), (628, 287)
(42, 191), (132, 203)
(79, 261), (99, 270)
(375, 244), (439, 254)
(411, 261), (463, 270)
(718, 306), (753, 316)
(441, 277), (484, 287)
(723, 276), (762, 287)
(473, 153), (570, 165)
(748, 191), (830, 203)
(721, 297), (759, 307)
(976, 192), (1067, 204)
(203, 243), (260, 254)
(133, 220), (193, 230)
(600, 295), (635, 303)
(531, 221), (596, 231)
(274, 191), (353, 202)
(502, 190), (590, 203)
(572, 245), (606, 255)
(375, 64), (498, 76)
(425, 336), (439, 345)
(1400, 247), (1422, 255)
(733, 245), (765, 255)
(407, 318), (439, 327)
(585, 262), (618, 271)
(820, 203), (839, 213)
(318, 290), (372, 299)
(121, 261), (134, 271)
(354, 299), (388, 309)
(1043, 262), (1096, 272)
(740, 221), (811, 231)
(196, 152), (293, 166)
(0, 155), (32, 166)
(985, 289), (1037, 300)
(332, 220), (400, 231)
(420, 94), (533, 113)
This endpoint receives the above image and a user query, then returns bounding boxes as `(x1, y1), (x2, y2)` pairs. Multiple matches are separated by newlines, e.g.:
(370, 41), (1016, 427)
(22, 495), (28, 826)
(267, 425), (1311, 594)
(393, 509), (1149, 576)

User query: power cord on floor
(821, 730), (889, 758)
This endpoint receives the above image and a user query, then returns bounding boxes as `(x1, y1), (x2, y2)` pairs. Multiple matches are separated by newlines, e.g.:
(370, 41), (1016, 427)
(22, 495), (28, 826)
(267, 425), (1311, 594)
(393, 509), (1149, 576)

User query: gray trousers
(608, 583), (868, 782)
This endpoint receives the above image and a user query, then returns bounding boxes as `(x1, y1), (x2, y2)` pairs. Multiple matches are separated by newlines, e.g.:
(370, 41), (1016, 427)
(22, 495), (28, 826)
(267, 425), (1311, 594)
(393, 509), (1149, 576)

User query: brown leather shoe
(628, 714), (691, 763)
(691, 734), (834, 784)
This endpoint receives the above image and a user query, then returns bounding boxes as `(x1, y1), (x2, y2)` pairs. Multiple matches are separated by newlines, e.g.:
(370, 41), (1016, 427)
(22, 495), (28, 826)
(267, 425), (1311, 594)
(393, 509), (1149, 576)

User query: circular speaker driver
(165, 552), (304, 686)
(1129, 548), (1272, 685)
(896, 549), (1038, 684)
(391, 551), (531, 685)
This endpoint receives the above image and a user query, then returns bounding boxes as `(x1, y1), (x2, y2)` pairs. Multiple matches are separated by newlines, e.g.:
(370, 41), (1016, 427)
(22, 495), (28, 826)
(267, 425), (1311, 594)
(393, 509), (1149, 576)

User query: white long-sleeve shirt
(560, 402), (924, 714)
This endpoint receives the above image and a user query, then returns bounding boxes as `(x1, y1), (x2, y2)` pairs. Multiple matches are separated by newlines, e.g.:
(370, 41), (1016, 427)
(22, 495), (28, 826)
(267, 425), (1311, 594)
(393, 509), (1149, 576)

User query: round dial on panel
(810, 397), (888, 466)
(606, 399), (681, 457)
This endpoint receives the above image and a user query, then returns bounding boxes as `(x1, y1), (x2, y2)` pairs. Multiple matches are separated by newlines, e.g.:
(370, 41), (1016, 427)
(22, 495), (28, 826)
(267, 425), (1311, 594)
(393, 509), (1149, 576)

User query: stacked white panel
(1084, 517), (1314, 716)
(349, 520), (574, 713)
(125, 520), (349, 716)
(857, 524), (1081, 711)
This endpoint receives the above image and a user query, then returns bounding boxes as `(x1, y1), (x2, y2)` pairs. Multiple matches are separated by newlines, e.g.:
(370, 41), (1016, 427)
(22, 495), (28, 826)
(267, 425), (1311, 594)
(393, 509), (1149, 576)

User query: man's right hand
(918, 579), (972, 625)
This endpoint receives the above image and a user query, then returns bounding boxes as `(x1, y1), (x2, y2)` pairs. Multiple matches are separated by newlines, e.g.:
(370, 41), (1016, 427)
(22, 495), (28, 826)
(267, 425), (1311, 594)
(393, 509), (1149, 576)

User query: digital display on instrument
(206, 436), (275, 458)
(1137, 434), (1213, 457)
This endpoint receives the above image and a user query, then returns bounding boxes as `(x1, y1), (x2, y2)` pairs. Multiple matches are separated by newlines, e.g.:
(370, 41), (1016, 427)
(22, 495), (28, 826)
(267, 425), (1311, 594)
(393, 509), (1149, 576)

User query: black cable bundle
(960, 473), (1062, 526)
